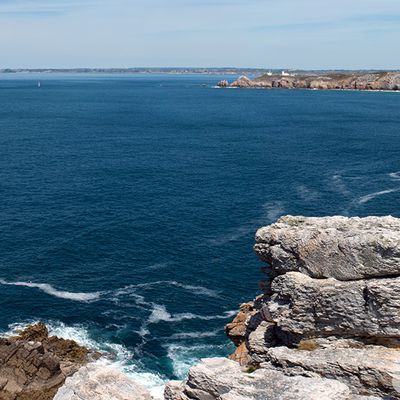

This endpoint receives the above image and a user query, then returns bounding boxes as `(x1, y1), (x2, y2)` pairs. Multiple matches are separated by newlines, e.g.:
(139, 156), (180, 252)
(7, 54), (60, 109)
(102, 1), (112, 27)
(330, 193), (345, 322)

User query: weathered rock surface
(254, 215), (400, 280)
(0, 323), (95, 400)
(171, 216), (400, 400)
(165, 358), (352, 400)
(261, 271), (400, 344)
(219, 72), (400, 91)
(264, 344), (400, 398)
(54, 362), (151, 400)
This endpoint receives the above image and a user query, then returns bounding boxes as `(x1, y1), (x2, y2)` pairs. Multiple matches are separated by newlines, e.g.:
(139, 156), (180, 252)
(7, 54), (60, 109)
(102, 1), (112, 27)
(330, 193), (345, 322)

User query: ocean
(0, 73), (399, 397)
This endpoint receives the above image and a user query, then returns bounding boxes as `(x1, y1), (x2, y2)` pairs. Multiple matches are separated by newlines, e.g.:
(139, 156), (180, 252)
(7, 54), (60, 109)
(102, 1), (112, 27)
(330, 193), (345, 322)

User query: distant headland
(0, 67), (269, 75)
(1, 68), (399, 81)
(218, 70), (400, 91)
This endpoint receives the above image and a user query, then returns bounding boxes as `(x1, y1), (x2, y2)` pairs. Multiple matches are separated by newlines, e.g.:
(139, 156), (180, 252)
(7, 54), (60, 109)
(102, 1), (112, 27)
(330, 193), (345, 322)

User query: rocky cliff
(166, 216), (400, 400)
(218, 72), (400, 91)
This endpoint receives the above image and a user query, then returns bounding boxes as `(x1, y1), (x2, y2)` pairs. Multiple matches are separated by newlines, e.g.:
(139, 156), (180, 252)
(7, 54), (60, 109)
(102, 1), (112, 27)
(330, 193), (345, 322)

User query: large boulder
(54, 363), (151, 400)
(165, 358), (352, 400)
(254, 216), (400, 281)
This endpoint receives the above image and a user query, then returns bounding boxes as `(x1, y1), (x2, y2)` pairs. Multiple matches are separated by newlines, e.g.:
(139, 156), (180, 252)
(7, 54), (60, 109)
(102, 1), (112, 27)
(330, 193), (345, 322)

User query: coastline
(218, 72), (400, 92)
(4, 216), (400, 399)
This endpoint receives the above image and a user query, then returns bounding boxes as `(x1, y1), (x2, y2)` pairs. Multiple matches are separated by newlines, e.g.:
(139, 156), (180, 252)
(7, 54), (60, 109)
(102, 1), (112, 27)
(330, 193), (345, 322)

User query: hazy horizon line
(2, 67), (399, 72)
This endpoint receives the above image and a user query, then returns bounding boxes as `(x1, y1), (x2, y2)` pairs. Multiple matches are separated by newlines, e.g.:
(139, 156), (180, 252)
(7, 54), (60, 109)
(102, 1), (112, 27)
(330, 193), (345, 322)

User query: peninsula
(218, 71), (400, 91)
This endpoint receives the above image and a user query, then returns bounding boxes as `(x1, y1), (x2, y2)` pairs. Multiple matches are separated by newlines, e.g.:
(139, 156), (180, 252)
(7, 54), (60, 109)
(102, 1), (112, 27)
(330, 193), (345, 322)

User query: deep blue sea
(0, 73), (400, 396)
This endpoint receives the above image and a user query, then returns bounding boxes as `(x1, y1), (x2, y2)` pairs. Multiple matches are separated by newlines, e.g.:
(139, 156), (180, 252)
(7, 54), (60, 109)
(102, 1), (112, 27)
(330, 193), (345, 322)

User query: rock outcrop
(0, 323), (97, 400)
(167, 216), (400, 399)
(218, 72), (400, 91)
(255, 216), (400, 281)
(0, 323), (152, 400)
(54, 363), (151, 400)
(165, 358), (352, 400)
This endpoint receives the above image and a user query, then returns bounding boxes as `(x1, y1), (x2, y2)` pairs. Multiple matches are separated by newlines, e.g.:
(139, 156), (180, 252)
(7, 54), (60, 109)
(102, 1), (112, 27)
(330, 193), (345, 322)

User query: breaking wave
(166, 343), (232, 378)
(4, 321), (166, 399)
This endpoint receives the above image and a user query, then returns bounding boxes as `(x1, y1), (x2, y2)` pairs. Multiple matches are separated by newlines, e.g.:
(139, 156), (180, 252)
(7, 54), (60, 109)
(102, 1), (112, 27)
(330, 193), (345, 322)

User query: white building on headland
(281, 70), (290, 76)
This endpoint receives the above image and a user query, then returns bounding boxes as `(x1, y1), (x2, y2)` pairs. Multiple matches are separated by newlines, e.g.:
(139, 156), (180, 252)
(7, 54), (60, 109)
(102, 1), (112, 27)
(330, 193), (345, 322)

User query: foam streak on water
(0, 279), (101, 302)
(357, 188), (400, 204)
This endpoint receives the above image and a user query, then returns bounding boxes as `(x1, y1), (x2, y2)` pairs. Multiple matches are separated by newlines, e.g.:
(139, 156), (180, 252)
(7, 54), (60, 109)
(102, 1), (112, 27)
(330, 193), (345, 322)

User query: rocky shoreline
(166, 216), (400, 400)
(2, 216), (400, 399)
(0, 323), (94, 399)
(218, 72), (400, 91)
(0, 323), (150, 400)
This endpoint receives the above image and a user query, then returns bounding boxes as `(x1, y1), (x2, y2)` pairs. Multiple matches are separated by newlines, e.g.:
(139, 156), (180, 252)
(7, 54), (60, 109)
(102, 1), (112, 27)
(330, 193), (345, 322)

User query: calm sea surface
(0, 74), (399, 396)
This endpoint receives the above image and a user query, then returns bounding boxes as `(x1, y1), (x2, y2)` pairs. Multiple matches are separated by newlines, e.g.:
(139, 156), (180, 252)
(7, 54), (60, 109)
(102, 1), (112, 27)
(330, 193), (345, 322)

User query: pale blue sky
(1, 0), (400, 69)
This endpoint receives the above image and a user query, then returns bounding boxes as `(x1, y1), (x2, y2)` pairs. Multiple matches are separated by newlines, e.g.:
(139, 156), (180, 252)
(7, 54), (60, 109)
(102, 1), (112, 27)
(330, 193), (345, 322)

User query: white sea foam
(109, 280), (219, 300)
(166, 343), (230, 378)
(43, 321), (165, 399)
(148, 304), (236, 324)
(168, 282), (219, 298)
(358, 188), (400, 204)
(389, 171), (400, 180)
(0, 279), (101, 302)
(169, 330), (220, 340)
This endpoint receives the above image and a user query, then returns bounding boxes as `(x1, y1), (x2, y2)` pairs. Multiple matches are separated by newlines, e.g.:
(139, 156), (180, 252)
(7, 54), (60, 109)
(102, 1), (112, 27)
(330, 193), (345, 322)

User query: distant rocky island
(218, 71), (400, 91)
(3, 216), (400, 399)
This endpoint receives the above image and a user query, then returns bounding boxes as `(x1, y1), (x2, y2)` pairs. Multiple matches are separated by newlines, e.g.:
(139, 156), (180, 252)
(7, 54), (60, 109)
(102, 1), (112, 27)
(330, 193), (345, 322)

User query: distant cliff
(218, 71), (400, 91)
(166, 216), (400, 400)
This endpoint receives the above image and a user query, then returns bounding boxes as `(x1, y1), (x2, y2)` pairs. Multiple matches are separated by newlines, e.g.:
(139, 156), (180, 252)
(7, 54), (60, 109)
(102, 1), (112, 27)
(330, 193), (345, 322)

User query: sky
(1, 0), (399, 69)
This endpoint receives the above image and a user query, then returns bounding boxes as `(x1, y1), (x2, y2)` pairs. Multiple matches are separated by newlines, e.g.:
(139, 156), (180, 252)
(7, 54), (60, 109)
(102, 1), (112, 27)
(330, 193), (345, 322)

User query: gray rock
(176, 358), (352, 400)
(261, 272), (400, 343)
(254, 216), (400, 281)
(164, 380), (185, 400)
(54, 362), (151, 400)
(264, 344), (400, 398)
